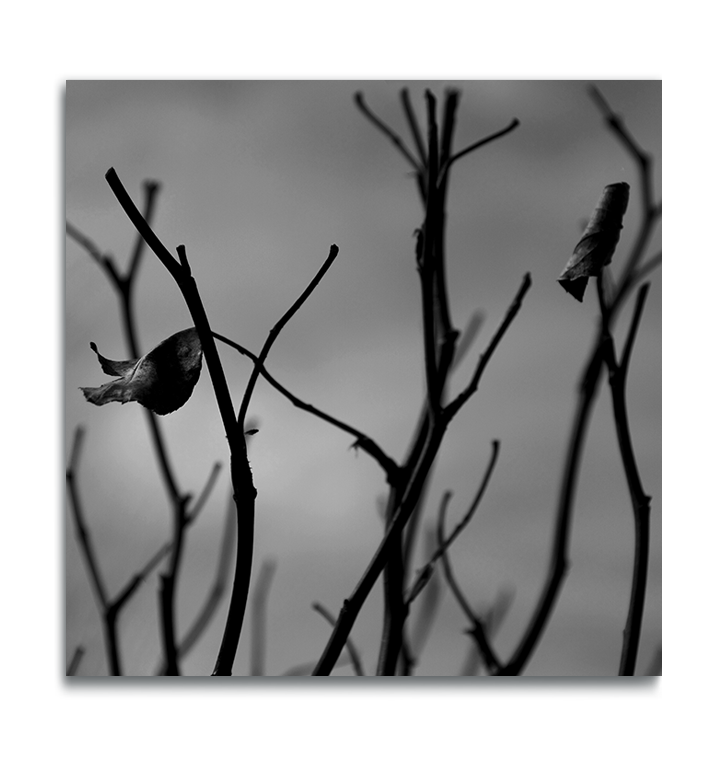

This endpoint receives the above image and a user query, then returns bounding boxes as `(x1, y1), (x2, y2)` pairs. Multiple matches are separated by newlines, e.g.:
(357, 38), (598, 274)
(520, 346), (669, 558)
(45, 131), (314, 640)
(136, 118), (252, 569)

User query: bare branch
(445, 274), (532, 421)
(440, 118), (520, 182)
(400, 88), (427, 168)
(66, 426), (123, 675)
(619, 283), (651, 377)
(66, 221), (113, 272)
(437, 492), (503, 674)
(312, 603), (365, 676)
(66, 646), (85, 676)
(213, 331), (399, 482)
(451, 311), (484, 373)
(177, 491), (236, 660)
(237, 244), (339, 428)
(126, 181), (160, 279)
(187, 462), (223, 522)
(406, 440), (500, 605)
(66, 427), (109, 613)
(354, 92), (422, 173)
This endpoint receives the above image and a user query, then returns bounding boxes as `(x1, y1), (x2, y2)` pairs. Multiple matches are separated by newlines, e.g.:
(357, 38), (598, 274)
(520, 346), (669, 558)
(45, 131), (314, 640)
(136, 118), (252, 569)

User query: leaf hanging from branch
(81, 328), (203, 415)
(558, 182), (630, 301)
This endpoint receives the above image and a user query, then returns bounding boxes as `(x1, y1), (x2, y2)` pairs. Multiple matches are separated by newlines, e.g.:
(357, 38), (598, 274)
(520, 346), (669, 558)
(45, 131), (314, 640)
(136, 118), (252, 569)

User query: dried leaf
(81, 328), (203, 415)
(558, 182), (630, 301)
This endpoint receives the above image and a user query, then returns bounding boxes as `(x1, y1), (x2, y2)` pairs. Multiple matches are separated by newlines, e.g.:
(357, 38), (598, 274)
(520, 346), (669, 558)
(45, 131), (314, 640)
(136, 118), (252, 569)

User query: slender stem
(439, 118), (520, 183)
(103, 169), (258, 675)
(66, 427), (123, 676)
(313, 424), (447, 675)
(175, 491), (236, 663)
(499, 340), (605, 675)
(213, 331), (398, 482)
(597, 281), (653, 675)
(400, 88), (427, 168)
(437, 497), (502, 674)
(354, 92), (422, 173)
(313, 603), (365, 676)
(445, 274), (533, 421)
(406, 441), (500, 605)
(67, 646), (85, 676)
(237, 244), (339, 428)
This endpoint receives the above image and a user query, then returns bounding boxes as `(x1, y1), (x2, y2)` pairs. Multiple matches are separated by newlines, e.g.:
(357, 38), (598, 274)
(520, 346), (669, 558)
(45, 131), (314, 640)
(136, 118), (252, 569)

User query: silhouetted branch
(66, 646), (85, 676)
(104, 168), (256, 676)
(405, 527), (444, 673)
(218, 246), (339, 674)
(459, 588), (514, 675)
(597, 280), (653, 675)
(400, 88), (427, 168)
(315, 91), (528, 676)
(187, 462), (223, 521)
(354, 91), (422, 173)
(406, 440), (500, 605)
(440, 117), (520, 182)
(213, 331), (399, 483)
(236, 245), (339, 428)
(444, 274), (532, 422)
(436, 492), (503, 674)
(66, 426), (122, 675)
(312, 602), (365, 676)
(499, 87), (660, 676)
(174, 491), (236, 664)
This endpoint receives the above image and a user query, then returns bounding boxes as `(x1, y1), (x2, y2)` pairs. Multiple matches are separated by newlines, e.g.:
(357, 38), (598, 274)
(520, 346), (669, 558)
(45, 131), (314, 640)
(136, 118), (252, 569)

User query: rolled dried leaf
(81, 328), (203, 415)
(558, 182), (630, 302)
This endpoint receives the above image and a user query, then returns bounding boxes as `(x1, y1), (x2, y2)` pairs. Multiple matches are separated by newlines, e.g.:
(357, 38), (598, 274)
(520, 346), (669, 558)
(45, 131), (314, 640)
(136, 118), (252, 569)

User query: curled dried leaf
(81, 328), (203, 415)
(558, 182), (630, 301)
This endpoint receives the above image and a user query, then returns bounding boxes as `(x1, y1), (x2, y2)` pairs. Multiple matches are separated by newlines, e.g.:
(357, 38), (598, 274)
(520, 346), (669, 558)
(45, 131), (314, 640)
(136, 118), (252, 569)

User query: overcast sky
(65, 80), (661, 677)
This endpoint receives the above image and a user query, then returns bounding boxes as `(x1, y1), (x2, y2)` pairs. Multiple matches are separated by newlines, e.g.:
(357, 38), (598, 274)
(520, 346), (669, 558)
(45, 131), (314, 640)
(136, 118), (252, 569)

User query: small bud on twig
(81, 328), (203, 415)
(558, 182), (630, 302)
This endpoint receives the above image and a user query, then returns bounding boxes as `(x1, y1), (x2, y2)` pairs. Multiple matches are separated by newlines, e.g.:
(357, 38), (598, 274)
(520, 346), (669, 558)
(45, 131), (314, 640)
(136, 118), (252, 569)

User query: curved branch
(213, 331), (399, 483)
(354, 92), (422, 173)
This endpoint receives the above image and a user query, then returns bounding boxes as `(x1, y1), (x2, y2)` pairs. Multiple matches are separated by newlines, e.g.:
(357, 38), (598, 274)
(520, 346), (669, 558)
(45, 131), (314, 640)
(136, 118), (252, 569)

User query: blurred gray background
(65, 80), (661, 677)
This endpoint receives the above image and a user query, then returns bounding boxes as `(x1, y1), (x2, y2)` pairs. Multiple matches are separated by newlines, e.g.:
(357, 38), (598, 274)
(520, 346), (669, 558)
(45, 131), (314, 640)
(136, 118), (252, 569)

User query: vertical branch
(500, 87), (659, 675)
(320, 89), (526, 677)
(214, 244), (338, 677)
(597, 279), (653, 675)
(66, 427), (123, 676)
(103, 168), (258, 676)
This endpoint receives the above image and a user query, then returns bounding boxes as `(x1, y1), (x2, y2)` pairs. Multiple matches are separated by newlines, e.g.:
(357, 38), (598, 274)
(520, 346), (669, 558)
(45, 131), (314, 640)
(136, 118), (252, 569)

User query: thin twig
(405, 526), (444, 672)
(312, 603), (365, 676)
(213, 331), (399, 482)
(444, 274), (532, 422)
(66, 427), (122, 675)
(104, 168), (256, 677)
(597, 280), (653, 675)
(439, 118), (520, 183)
(176, 490), (236, 662)
(437, 494), (503, 674)
(67, 646), (85, 676)
(406, 440), (500, 605)
(354, 92), (422, 173)
(187, 462), (223, 521)
(499, 87), (660, 675)
(236, 244), (339, 429)
(400, 88), (427, 168)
